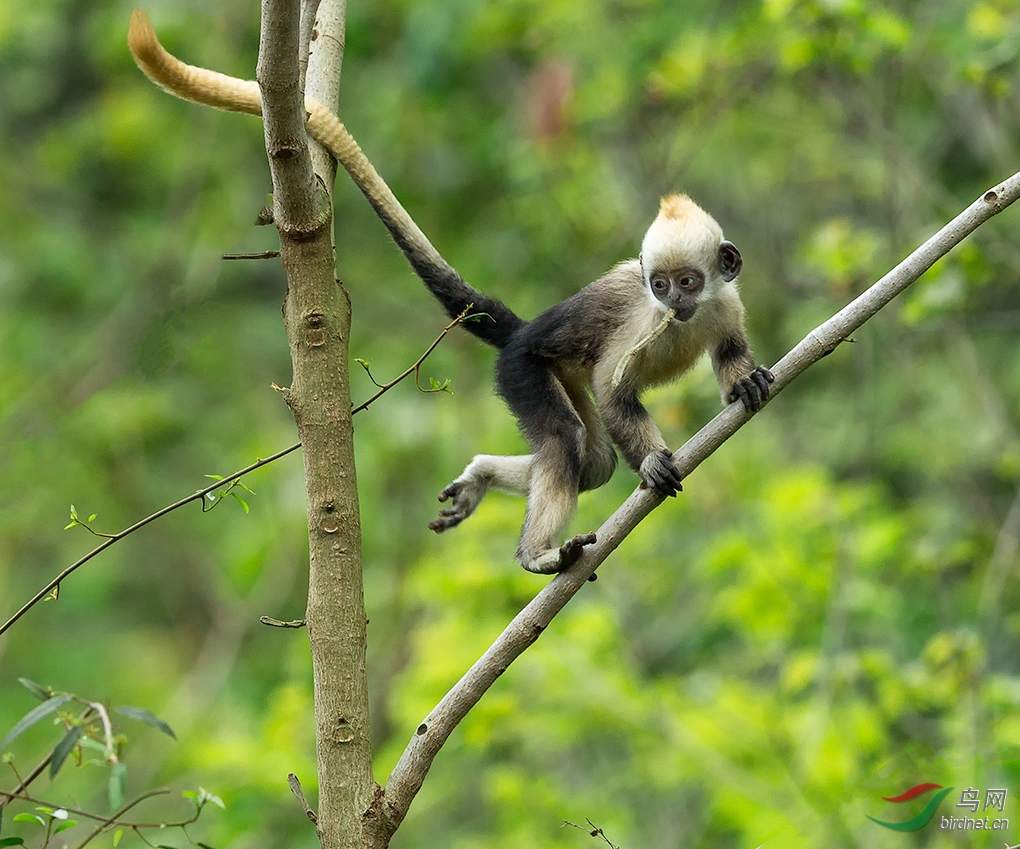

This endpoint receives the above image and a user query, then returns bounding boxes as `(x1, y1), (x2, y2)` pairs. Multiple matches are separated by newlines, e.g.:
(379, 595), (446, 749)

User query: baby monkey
(128, 11), (773, 573)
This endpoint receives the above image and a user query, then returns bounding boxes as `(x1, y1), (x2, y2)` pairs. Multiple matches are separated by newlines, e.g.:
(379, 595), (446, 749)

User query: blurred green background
(2, 0), (1020, 846)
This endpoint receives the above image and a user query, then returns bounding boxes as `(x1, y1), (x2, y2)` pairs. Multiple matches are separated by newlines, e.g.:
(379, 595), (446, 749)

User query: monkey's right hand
(638, 448), (683, 498)
(428, 476), (487, 532)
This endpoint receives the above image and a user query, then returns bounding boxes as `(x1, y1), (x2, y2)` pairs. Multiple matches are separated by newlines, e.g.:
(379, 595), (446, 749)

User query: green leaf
(198, 788), (224, 810)
(113, 828), (124, 847)
(53, 820), (77, 834)
(355, 358), (370, 369)
(50, 726), (83, 778)
(115, 707), (177, 740)
(87, 514), (97, 523)
(204, 474), (224, 482)
(17, 679), (50, 702)
(11, 814), (44, 827)
(1, 695), (72, 752)
(0, 837), (26, 846)
(109, 762), (127, 810)
(229, 493), (249, 513)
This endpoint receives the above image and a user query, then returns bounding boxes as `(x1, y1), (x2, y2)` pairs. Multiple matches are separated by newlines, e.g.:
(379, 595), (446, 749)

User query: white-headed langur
(128, 11), (774, 574)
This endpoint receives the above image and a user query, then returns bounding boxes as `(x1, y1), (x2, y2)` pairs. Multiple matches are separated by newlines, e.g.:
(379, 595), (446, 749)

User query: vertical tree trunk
(260, 1), (374, 846)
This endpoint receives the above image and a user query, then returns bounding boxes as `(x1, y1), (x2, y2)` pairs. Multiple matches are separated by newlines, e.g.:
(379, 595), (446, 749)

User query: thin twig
(88, 702), (118, 764)
(288, 773), (318, 825)
(351, 308), (473, 414)
(0, 443), (300, 637)
(3, 308), (466, 636)
(260, 616), (307, 628)
(564, 819), (621, 849)
(222, 251), (281, 260)
(611, 308), (675, 389)
(76, 789), (180, 848)
(0, 788), (182, 829)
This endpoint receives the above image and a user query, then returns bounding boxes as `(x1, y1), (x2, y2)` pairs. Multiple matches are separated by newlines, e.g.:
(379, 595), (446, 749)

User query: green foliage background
(2, 0), (1020, 846)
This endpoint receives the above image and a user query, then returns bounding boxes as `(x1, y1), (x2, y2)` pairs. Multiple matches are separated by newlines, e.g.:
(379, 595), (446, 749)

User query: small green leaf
(17, 679), (50, 701)
(113, 828), (124, 847)
(198, 788), (225, 810)
(109, 762), (127, 810)
(229, 493), (249, 513)
(204, 474), (224, 482)
(53, 819), (77, 834)
(115, 707), (177, 740)
(87, 514), (97, 523)
(0, 837), (26, 846)
(69, 505), (78, 520)
(50, 726), (83, 778)
(235, 481), (254, 494)
(63, 521), (78, 530)
(12, 814), (44, 827)
(1, 695), (72, 752)
(355, 358), (370, 369)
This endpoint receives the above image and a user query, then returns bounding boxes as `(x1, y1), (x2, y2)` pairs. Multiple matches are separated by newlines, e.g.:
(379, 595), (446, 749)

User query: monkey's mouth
(672, 303), (697, 322)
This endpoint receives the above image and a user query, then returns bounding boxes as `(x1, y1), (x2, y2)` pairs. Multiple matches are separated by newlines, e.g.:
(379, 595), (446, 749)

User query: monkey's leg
(518, 440), (596, 573)
(565, 386), (617, 493)
(428, 454), (531, 532)
(496, 349), (597, 573)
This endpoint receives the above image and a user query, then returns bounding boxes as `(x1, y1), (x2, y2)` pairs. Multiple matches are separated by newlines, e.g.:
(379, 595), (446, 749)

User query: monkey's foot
(730, 366), (775, 412)
(639, 448), (683, 498)
(428, 476), (488, 532)
(521, 533), (597, 574)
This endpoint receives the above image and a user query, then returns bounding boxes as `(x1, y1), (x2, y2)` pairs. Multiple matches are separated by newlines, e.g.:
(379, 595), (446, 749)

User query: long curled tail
(128, 10), (525, 349)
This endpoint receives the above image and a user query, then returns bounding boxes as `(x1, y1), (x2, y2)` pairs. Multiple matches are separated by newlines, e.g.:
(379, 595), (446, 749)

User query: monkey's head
(639, 194), (742, 321)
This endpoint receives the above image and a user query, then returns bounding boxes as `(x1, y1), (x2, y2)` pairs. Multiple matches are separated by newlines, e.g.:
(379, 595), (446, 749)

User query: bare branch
(1, 304), (463, 638)
(0, 444), (301, 638)
(257, 0), (327, 233)
(374, 171), (1020, 842)
(351, 308), (473, 414)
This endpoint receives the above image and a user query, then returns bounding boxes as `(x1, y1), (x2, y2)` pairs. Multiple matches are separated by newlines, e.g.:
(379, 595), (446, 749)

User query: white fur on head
(640, 194), (725, 285)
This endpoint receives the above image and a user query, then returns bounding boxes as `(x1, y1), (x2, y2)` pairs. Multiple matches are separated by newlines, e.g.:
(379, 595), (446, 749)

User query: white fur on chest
(626, 284), (741, 390)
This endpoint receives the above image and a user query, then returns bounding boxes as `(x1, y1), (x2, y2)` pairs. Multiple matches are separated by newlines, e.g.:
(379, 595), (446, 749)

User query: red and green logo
(868, 783), (955, 831)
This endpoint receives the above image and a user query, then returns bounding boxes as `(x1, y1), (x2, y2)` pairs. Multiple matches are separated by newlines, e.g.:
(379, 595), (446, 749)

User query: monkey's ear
(718, 241), (742, 281)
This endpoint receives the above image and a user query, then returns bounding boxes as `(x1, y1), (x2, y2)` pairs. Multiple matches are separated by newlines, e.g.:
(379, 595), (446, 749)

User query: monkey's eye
(678, 276), (696, 288)
(651, 276), (668, 292)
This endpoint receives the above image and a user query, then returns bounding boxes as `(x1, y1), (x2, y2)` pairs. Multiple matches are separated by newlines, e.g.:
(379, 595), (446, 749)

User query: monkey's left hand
(729, 366), (775, 412)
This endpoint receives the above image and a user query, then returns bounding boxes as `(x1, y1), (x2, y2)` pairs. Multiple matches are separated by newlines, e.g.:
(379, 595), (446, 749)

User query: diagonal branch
(371, 172), (1020, 845)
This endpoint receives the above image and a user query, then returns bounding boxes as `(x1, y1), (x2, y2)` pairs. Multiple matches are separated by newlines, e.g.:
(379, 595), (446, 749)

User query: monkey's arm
(594, 376), (682, 498)
(711, 332), (774, 413)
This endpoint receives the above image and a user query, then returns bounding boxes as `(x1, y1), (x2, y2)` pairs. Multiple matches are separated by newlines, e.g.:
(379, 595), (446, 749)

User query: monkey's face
(648, 267), (704, 321)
